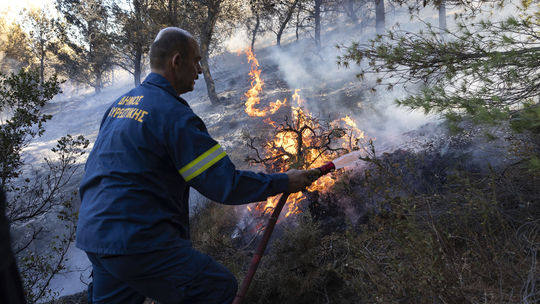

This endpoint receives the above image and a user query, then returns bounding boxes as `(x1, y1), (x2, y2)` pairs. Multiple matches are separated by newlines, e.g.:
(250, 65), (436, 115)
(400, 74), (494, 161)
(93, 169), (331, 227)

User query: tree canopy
(339, 1), (539, 130)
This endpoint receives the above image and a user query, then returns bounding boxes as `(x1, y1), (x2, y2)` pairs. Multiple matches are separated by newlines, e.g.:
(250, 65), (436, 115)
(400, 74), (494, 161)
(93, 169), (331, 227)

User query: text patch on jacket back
(108, 95), (148, 123)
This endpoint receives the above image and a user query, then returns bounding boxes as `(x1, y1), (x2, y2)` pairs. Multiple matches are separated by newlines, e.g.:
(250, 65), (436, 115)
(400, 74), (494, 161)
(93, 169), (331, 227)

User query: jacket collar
(143, 73), (189, 106)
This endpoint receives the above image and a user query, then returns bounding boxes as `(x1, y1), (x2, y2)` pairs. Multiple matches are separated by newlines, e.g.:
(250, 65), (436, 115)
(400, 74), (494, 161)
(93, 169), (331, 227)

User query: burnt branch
(246, 109), (362, 172)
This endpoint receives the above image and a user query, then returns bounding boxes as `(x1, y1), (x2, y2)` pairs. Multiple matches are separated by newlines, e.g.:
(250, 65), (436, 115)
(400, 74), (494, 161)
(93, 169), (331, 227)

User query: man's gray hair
(150, 27), (194, 69)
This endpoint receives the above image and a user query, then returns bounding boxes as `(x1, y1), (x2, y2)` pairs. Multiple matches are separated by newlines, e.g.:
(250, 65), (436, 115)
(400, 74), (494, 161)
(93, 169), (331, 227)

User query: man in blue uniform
(76, 28), (318, 304)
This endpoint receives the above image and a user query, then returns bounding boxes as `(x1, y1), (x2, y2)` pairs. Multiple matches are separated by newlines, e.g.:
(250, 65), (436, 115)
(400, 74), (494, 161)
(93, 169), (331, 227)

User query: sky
(0, 0), (55, 22)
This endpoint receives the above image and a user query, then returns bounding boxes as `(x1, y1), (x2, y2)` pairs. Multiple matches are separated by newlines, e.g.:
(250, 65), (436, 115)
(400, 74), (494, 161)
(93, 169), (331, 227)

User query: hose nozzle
(317, 162), (335, 176)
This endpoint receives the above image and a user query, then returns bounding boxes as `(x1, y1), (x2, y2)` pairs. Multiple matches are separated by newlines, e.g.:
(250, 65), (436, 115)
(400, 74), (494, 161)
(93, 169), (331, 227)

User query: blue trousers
(86, 246), (237, 304)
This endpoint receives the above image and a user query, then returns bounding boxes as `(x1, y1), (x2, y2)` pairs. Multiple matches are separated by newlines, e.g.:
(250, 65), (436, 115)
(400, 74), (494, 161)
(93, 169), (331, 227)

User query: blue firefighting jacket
(76, 73), (289, 255)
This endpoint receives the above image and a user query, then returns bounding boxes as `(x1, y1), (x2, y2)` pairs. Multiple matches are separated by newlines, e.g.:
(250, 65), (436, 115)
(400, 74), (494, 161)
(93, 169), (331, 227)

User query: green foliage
(56, 0), (115, 92)
(20, 7), (64, 84)
(0, 68), (89, 303)
(12, 134), (88, 303)
(338, 7), (539, 129)
(339, 3), (540, 169)
(110, 0), (158, 86)
(0, 69), (61, 186)
(526, 155), (540, 174)
(511, 103), (540, 134)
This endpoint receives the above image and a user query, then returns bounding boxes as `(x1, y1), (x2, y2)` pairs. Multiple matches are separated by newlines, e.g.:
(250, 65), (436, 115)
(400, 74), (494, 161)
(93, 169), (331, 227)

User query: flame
(251, 101), (343, 218)
(341, 115), (357, 128)
(328, 114), (366, 151)
(244, 48), (287, 117)
(241, 49), (367, 218)
(292, 89), (306, 107)
(263, 117), (277, 128)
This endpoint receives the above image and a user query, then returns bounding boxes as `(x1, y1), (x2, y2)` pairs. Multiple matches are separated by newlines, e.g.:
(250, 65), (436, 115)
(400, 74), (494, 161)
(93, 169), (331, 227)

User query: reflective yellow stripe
(179, 144), (227, 182)
(183, 151), (226, 182)
(179, 144), (220, 174)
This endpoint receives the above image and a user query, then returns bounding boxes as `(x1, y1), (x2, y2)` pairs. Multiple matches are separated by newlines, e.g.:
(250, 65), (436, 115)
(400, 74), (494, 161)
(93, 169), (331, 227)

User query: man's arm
(168, 113), (318, 204)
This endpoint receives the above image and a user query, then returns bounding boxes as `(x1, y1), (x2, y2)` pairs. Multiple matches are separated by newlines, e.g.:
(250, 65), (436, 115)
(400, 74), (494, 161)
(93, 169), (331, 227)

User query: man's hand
(286, 169), (321, 193)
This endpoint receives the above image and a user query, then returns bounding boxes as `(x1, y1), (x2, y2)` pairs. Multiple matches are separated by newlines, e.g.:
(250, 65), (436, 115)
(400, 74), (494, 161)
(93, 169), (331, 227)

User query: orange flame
(241, 49), (367, 218)
(341, 115), (357, 128)
(244, 48), (287, 117)
(292, 89), (305, 107)
(333, 115), (365, 150)
(263, 117), (277, 128)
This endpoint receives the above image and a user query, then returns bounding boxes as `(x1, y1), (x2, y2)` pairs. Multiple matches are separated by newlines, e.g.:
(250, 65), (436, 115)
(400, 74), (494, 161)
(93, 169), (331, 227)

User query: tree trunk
(438, 0), (447, 32)
(200, 1), (220, 104)
(295, 8), (300, 41)
(314, 0), (322, 49)
(251, 13), (260, 51)
(200, 56), (218, 104)
(134, 49), (142, 86)
(168, 0), (177, 25)
(346, 0), (358, 23)
(133, 0), (143, 86)
(277, 0), (300, 47)
(375, 0), (385, 34)
(39, 44), (45, 85)
(94, 71), (102, 94)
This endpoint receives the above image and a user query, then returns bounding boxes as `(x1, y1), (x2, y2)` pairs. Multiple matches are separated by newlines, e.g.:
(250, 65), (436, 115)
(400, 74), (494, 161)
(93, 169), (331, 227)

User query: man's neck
(150, 69), (181, 96)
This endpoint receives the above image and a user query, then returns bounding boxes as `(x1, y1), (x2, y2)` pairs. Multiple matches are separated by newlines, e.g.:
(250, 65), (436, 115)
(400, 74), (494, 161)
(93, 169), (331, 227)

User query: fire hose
(232, 161), (336, 304)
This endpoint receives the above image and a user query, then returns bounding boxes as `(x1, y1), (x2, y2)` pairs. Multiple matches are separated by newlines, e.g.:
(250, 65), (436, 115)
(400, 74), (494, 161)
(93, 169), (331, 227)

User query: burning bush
(239, 48), (368, 219)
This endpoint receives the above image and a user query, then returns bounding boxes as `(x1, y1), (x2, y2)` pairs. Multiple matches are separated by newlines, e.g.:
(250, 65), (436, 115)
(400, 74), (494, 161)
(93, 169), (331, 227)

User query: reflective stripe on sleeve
(179, 144), (227, 182)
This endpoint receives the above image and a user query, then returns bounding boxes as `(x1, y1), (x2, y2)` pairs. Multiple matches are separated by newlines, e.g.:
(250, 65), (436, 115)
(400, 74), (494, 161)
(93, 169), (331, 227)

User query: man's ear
(171, 52), (183, 69)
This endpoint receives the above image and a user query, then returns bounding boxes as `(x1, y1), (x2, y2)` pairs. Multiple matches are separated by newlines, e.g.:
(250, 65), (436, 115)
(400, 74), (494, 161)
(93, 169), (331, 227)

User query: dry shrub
(190, 202), (248, 276)
(351, 194), (536, 303)
(245, 215), (357, 304)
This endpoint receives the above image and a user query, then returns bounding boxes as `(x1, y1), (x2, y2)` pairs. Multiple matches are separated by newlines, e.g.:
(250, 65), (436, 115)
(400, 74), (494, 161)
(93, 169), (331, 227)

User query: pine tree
(56, 0), (115, 93)
(22, 7), (62, 84)
(338, 2), (539, 130)
(111, 0), (158, 87)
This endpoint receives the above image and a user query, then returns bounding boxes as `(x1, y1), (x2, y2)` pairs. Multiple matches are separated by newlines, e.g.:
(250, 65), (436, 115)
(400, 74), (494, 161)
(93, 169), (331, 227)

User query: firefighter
(76, 27), (319, 304)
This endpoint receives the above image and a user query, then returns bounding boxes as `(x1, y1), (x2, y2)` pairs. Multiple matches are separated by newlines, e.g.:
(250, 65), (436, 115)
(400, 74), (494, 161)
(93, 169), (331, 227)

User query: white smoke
(253, 5), (444, 151)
